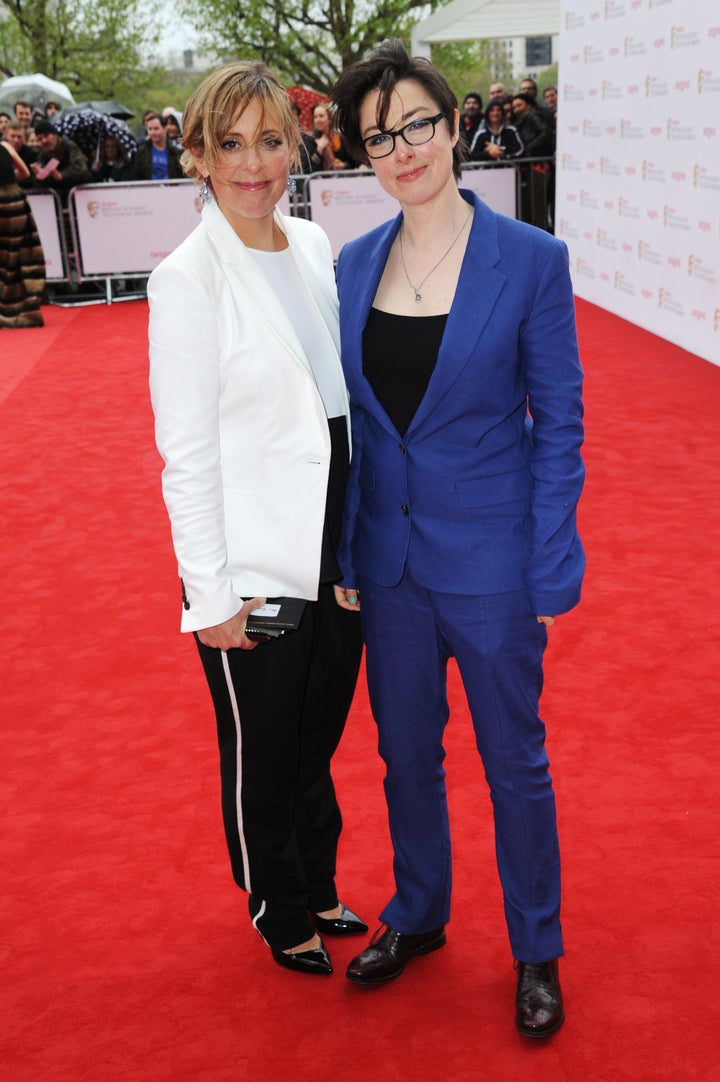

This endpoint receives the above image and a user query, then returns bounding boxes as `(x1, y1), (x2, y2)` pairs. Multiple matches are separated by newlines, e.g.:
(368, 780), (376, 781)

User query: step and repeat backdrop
(556, 0), (719, 365)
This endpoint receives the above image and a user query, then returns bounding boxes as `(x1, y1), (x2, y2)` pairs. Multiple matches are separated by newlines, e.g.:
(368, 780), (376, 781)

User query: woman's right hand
(197, 597), (267, 650)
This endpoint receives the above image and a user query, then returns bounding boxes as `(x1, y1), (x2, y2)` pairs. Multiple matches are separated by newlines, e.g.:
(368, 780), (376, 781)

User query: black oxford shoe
(346, 925), (446, 985)
(515, 958), (565, 1037)
(271, 938), (333, 975)
(312, 903), (369, 936)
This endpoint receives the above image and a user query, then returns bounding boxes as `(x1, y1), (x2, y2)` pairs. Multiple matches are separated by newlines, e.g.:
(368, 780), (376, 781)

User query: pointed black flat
(271, 939), (333, 975)
(312, 903), (369, 936)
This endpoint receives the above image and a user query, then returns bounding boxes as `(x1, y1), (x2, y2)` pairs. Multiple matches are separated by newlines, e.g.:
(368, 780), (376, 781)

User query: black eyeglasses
(362, 113), (446, 159)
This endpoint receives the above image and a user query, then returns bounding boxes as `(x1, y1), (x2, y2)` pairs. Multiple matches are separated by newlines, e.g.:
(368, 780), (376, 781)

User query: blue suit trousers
(358, 570), (564, 963)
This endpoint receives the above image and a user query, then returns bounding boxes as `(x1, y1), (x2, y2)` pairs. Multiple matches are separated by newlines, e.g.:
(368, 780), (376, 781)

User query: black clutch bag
(244, 597), (308, 641)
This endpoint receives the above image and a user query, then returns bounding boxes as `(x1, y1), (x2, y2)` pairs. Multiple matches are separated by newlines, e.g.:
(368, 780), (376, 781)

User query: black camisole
(362, 307), (448, 437)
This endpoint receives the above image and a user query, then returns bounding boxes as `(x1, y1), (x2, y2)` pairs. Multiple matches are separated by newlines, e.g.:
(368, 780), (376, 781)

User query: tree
(180, 0), (443, 95)
(0, 0), (163, 103)
(431, 40), (510, 108)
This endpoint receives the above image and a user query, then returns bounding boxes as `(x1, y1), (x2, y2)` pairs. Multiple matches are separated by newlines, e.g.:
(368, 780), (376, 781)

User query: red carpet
(1, 299), (719, 1080)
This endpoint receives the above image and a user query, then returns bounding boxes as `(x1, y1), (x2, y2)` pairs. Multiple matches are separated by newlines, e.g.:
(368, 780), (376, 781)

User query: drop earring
(198, 179), (212, 204)
(287, 175), (297, 195)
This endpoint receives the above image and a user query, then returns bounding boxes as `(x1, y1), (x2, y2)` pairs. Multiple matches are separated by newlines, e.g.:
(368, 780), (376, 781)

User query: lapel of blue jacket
(404, 191), (507, 438)
(342, 191), (509, 440)
(341, 213), (403, 437)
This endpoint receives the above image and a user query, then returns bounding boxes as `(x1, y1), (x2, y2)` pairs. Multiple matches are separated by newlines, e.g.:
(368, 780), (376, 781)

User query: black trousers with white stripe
(195, 584), (362, 950)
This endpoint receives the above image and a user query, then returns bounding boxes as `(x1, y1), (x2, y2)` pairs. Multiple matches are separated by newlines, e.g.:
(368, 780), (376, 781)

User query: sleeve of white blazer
(148, 246), (242, 632)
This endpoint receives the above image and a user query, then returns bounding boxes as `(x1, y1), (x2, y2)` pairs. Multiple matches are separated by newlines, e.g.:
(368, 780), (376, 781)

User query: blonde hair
(180, 61), (301, 178)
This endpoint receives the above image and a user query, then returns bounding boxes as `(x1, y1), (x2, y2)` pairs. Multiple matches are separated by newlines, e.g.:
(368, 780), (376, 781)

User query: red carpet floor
(1, 298), (719, 1080)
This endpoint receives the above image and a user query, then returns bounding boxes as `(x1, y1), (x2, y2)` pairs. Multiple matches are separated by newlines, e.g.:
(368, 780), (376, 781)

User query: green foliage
(431, 42), (491, 107)
(431, 40), (515, 108)
(178, 0), (442, 95)
(537, 62), (559, 93)
(136, 66), (211, 121)
(0, 0), (164, 104)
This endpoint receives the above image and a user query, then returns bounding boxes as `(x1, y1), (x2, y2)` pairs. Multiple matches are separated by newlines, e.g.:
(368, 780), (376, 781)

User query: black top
(319, 415), (350, 583)
(362, 307), (448, 436)
(0, 142), (16, 184)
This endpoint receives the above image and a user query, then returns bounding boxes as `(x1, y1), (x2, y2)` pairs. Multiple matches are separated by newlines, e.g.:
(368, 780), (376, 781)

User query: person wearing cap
(459, 91), (483, 147)
(31, 119), (92, 195)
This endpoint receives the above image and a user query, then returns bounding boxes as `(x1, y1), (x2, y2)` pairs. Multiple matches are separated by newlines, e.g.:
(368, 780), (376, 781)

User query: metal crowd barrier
(33, 158), (555, 305)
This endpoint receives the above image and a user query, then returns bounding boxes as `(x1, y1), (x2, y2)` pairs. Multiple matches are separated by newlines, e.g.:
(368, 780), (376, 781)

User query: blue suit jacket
(336, 190), (585, 616)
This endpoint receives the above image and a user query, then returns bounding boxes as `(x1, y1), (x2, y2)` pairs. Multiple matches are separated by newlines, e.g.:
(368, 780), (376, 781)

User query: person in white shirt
(148, 61), (365, 977)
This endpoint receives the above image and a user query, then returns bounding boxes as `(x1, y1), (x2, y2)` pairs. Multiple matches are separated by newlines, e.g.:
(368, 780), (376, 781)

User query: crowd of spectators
(0, 95), (362, 197)
(0, 101), (191, 200)
(0, 74), (557, 230)
(458, 76), (557, 230)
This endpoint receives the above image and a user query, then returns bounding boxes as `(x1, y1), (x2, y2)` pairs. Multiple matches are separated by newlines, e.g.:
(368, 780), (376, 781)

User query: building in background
(413, 0), (560, 83)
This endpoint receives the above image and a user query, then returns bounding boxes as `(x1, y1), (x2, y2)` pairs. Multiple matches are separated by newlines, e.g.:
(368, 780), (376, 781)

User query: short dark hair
(331, 38), (466, 179)
(34, 119), (59, 135)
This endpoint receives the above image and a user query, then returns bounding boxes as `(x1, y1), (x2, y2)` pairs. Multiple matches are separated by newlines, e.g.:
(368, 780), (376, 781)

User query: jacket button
(400, 504), (409, 516)
(398, 444), (406, 454)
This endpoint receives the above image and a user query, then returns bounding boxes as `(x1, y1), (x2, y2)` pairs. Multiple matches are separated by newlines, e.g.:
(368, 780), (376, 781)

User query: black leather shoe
(346, 925), (446, 985)
(515, 959), (565, 1037)
(312, 903), (369, 936)
(271, 938), (333, 975)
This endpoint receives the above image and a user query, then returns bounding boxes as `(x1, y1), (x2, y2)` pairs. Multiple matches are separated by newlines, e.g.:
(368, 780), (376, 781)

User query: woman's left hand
(537, 615), (555, 626)
(334, 585), (360, 611)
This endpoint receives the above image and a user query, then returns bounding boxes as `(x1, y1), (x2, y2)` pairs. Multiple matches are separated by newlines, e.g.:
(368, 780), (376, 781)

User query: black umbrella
(56, 109), (137, 161)
(63, 100), (134, 120)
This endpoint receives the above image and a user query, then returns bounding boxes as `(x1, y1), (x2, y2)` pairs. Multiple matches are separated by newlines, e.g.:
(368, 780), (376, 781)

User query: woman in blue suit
(331, 41), (584, 1037)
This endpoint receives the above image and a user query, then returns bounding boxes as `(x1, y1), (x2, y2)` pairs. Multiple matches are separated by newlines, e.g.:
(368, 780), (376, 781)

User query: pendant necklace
(398, 209), (472, 303)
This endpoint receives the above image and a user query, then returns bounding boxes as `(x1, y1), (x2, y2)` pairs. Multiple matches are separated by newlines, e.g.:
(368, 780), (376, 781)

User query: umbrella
(286, 85), (328, 132)
(56, 109), (137, 162)
(0, 73), (75, 110)
(63, 100), (134, 120)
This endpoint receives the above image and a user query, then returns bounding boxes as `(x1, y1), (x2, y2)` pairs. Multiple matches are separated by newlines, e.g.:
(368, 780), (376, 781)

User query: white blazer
(148, 200), (350, 632)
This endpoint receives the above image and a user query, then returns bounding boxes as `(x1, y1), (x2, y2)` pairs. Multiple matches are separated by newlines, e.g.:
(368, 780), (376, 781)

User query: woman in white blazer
(148, 62), (365, 976)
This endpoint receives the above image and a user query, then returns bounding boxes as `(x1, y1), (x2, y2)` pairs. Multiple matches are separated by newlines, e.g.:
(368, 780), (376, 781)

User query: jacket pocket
(456, 468), (530, 509)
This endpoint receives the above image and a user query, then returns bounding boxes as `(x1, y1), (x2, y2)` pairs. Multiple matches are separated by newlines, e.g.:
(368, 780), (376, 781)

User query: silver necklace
(398, 210), (472, 303)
